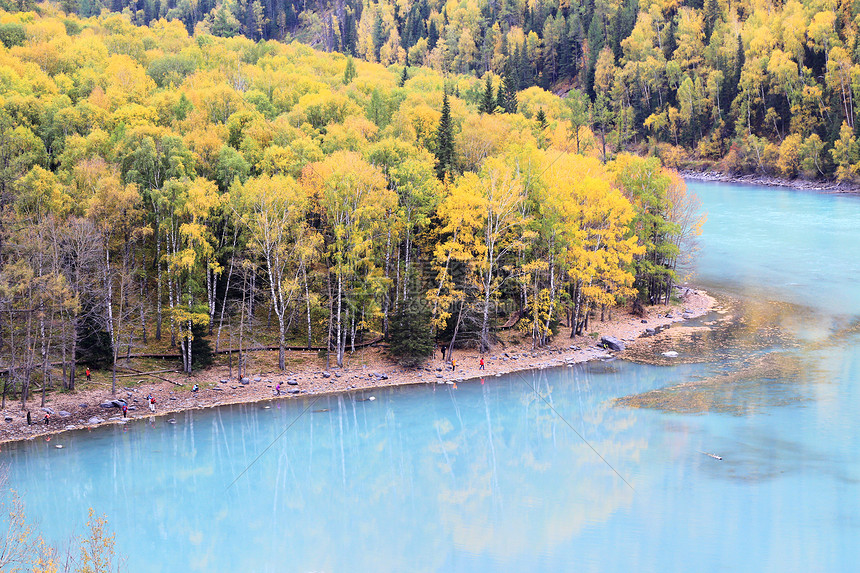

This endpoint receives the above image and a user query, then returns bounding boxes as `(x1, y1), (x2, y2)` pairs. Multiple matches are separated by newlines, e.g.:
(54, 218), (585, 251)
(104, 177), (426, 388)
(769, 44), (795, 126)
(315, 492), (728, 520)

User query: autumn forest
(0, 3), (702, 407)
(38, 0), (860, 180)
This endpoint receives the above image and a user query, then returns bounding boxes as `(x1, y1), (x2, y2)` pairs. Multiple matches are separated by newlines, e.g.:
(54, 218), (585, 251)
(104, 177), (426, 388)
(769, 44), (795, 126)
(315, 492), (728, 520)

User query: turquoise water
(3, 181), (860, 571)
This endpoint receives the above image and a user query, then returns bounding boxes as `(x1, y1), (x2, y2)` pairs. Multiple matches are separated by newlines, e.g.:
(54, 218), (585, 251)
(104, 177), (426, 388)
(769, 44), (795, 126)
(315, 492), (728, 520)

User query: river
(2, 181), (859, 572)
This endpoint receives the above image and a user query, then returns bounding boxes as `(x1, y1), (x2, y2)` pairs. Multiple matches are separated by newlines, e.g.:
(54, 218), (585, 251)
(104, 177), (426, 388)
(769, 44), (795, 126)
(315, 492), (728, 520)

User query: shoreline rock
(681, 170), (860, 194)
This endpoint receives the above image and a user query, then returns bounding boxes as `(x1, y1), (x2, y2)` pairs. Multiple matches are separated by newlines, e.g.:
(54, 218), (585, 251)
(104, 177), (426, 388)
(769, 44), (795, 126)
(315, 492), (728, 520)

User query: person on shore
(479, 357), (484, 370)
(44, 413), (50, 425)
(452, 358), (456, 372)
(192, 383), (199, 393)
(275, 382), (281, 396)
(149, 395), (156, 413)
(122, 403), (128, 418)
(26, 411), (31, 425)
(440, 345), (446, 360)
(85, 367), (90, 381)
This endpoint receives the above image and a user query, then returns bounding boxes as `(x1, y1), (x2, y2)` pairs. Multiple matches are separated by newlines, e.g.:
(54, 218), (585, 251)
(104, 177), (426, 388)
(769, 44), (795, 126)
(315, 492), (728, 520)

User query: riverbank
(681, 170), (860, 194)
(0, 285), (715, 445)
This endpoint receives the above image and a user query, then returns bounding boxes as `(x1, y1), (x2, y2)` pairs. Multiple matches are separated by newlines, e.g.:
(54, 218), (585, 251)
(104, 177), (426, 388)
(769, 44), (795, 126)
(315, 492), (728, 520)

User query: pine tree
(388, 274), (435, 367)
(703, 0), (719, 43)
(434, 90), (454, 179)
(343, 56), (357, 84)
(190, 323), (214, 371)
(498, 66), (518, 113)
(372, 12), (385, 62)
(399, 66), (408, 87)
(428, 20), (439, 49)
(480, 74), (495, 114)
(559, 25), (572, 80)
(536, 108), (548, 130)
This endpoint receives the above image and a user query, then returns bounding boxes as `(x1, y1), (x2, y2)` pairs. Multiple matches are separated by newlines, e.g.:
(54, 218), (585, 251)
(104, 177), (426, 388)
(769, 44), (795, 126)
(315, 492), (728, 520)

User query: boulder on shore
(600, 336), (625, 352)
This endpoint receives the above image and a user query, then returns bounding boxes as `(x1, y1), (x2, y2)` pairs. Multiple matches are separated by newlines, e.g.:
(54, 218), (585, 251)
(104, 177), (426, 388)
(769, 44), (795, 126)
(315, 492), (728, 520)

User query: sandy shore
(0, 285), (715, 445)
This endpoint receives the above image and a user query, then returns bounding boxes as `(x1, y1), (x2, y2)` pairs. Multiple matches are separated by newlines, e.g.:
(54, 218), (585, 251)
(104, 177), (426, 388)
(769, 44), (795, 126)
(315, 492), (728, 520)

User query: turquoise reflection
(2, 181), (859, 572)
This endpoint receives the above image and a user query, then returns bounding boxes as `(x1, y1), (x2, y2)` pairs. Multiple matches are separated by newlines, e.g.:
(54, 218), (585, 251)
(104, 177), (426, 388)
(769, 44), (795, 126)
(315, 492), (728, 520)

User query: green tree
(343, 56), (357, 84)
(388, 274), (434, 367)
(565, 89), (591, 155)
(434, 91), (454, 180)
(480, 74), (495, 114)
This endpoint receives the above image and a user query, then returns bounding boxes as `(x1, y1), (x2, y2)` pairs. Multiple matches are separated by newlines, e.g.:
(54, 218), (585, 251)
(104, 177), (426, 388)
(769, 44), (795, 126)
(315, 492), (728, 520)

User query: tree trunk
(155, 230), (162, 341)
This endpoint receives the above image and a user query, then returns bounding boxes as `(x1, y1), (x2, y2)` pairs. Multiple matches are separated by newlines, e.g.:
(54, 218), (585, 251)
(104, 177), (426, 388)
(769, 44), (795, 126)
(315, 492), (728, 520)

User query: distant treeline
(28, 0), (860, 180)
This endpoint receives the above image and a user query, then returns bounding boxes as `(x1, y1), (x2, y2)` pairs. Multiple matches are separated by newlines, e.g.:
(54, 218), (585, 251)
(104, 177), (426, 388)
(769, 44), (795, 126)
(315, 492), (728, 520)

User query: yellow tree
(546, 154), (642, 335)
(429, 172), (483, 353)
(475, 156), (529, 352)
(303, 151), (395, 368)
(155, 177), (222, 373)
(238, 174), (317, 370)
(85, 165), (146, 393)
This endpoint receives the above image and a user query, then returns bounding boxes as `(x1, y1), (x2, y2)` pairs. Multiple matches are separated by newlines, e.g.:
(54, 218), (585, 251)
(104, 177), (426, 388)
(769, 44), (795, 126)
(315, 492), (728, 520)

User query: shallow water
(3, 181), (860, 572)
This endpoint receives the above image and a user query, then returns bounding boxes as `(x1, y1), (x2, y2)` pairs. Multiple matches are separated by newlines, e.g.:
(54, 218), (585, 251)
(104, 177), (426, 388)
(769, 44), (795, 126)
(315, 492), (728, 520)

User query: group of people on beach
(438, 344), (485, 372)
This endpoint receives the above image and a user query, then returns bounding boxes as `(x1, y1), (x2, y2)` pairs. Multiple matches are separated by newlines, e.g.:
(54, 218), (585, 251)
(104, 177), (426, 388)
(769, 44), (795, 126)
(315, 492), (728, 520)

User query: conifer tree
(372, 12), (385, 61)
(536, 108), (548, 130)
(480, 74), (495, 114)
(343, 56), (357, 84)
(434, 90), (454, 179)
(427, 20), (439, 49)
(399, 66), (408, 87)
(498, 67), (518, 114)
(388, 273), (434, 367)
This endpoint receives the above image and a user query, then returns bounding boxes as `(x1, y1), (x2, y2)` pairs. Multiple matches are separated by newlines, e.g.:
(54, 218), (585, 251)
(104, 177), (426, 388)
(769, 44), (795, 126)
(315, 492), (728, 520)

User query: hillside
(0, 6), (698, 407)
(46, 0), (860, 181)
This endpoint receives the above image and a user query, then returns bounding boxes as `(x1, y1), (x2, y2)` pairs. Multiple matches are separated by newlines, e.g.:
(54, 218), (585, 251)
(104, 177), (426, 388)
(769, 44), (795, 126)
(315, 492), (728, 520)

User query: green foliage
(388, 283), (434, 368)
(190, 323), (214, 370)
(480, 74), (495, 114)
(147, 54), (198, 87)
(0, 23), (25, 48)
(75, 312), (114, 371)
(434, 90), (454, 180)
(215, 145), (250, 190)
(343, 56), (357, 84)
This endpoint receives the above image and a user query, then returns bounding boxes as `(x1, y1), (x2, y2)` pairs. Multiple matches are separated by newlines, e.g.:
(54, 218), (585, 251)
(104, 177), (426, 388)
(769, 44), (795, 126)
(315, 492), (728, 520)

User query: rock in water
(600, 336), (625, 352)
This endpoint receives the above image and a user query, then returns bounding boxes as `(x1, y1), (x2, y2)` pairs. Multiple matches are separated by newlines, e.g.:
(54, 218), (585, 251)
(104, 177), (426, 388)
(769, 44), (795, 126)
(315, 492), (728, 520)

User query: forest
(0, 5), (699, 407)
(43, 0), (860, 181)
